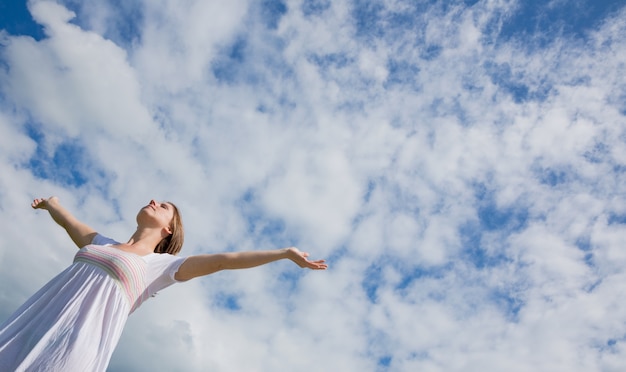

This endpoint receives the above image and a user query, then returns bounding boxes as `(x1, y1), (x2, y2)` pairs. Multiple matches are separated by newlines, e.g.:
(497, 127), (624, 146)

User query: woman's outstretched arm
(32, 196), (97, 248)
(175, 248), (327, 281)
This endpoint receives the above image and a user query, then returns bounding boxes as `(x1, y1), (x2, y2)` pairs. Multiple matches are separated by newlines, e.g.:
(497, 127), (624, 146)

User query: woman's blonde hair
(154, 202), (184, 255)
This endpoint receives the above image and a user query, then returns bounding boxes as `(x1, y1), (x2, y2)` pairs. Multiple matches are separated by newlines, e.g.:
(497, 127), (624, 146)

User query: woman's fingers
(31, 198), (48, 209)
(287, 247), (328, 270)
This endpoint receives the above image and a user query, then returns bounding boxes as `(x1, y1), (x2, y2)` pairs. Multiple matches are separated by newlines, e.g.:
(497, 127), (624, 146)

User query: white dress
(0, 234), (187, 372)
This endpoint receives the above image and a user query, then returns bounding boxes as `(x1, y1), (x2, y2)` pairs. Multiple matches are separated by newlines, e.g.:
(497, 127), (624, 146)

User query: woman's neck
(120, 227), (164, 255)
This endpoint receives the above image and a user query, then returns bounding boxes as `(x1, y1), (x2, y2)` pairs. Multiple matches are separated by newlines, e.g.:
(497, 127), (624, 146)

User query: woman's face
(137, 199), (175, 233)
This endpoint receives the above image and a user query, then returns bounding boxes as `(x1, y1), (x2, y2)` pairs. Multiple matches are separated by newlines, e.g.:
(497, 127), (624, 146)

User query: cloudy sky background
(1, 0), (626, 370)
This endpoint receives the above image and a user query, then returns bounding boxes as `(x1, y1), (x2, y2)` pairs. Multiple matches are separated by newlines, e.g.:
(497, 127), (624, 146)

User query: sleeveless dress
(0, 234), (187, 372)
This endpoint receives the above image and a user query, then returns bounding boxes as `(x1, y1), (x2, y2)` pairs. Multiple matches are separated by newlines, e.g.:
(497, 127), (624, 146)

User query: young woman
(0, 197), (327, 371)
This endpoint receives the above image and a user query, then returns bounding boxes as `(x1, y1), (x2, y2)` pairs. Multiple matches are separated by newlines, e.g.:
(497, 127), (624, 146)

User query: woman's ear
(162, 226), (173, 237)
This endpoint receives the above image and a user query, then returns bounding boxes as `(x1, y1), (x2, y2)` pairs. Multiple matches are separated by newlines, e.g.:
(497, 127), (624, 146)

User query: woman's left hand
(286, 247), (328, 270)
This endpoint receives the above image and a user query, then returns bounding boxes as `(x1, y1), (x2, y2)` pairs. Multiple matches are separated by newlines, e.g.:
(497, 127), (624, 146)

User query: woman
(0, 196), (327, 371)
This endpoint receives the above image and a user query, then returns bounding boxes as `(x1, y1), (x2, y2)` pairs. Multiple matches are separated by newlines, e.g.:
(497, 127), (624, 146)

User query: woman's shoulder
(145, 251), (186, 264)
(90, 233), (120, 246)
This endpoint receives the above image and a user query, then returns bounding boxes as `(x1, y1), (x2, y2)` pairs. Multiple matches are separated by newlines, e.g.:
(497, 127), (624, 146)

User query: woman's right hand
(30, 196), (96, 248)
(31, 196), (58, 210)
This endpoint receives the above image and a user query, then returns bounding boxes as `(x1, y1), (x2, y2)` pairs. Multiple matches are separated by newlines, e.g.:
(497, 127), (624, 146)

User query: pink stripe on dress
(74, 245), (148, 312)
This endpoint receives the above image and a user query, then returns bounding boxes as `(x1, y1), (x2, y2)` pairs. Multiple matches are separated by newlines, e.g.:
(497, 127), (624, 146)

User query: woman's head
(153, 201), (184, 255)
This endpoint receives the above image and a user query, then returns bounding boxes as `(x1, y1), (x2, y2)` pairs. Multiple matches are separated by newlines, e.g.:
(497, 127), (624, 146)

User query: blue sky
(0, 1), (44, 40)
(1, 0), (626, 371)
